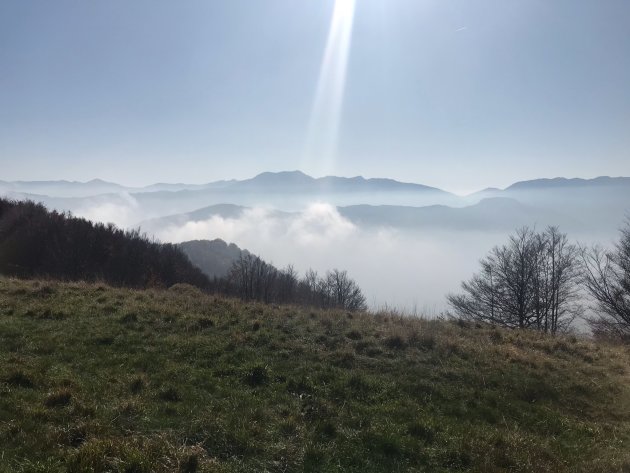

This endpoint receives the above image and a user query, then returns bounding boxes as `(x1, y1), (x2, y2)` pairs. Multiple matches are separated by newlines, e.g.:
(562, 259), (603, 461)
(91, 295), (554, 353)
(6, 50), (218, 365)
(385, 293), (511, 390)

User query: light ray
(303, 0), (357, 175)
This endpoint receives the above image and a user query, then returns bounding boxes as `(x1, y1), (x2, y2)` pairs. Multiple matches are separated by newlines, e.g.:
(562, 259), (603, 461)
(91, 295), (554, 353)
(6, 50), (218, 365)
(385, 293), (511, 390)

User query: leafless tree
(228, 254), (278, 302)
(448, 226), (581, 334)
(581, 220), (630, 338)
(320, 269), (367, 311)
(227, 259), (367, 311)
(276, 265), (298, 303)
(297, 268), (320, 306)
(534, 227), (583, 334)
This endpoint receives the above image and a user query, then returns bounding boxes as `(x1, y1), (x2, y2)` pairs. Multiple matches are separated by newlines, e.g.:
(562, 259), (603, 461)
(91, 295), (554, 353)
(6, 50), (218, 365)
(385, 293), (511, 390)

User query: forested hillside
(0, 199), (209, 289)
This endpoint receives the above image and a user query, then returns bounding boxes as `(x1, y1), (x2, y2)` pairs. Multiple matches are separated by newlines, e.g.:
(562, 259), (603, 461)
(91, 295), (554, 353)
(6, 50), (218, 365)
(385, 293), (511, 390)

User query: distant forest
(0, 199), (366, 311)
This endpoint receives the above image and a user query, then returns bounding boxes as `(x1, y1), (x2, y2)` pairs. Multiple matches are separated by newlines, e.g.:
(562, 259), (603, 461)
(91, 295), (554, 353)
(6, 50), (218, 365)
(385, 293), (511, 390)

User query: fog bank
(146, 203), (511, 313)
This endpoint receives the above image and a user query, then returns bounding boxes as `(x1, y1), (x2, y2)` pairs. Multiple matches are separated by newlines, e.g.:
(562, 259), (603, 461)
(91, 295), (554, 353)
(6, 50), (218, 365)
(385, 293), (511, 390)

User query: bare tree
(447, 260), (504, 326)
(228, 254), (278, 302)
(298, 268), (320, 306)
(276, 265), (298, 303)
(227, 258), (367, 311)
(535, 227), (583, 334)
(449, 227), (539, 329)
(448, 226), (581, 334)
(320, 269), (367, 311)
(582, 220), (630, 338)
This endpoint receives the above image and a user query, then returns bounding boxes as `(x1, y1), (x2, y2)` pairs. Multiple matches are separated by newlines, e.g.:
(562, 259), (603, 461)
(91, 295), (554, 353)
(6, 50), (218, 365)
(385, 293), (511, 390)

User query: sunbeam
(303, 0), (357, 175)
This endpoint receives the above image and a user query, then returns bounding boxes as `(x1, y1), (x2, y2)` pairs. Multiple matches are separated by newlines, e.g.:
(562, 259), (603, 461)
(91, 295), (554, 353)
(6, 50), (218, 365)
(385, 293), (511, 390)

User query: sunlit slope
(1, 278), (629, 472)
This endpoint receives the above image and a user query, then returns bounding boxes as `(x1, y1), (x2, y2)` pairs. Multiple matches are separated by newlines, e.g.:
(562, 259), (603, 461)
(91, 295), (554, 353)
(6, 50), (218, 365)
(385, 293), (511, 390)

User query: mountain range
(4, 171), (629, 201)
(2, 171), (629, 236)
(1, 171), (450, 198)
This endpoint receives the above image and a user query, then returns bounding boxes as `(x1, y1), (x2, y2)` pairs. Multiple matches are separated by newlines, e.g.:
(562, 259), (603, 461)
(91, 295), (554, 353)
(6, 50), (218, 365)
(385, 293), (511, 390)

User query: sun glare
(303, 0), (357, 175)
(334, 0), (355, 21)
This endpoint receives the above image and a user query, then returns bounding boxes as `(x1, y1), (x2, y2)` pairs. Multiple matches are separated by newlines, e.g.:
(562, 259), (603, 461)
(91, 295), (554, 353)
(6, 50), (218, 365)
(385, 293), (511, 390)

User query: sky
(1, 0), (629, 194)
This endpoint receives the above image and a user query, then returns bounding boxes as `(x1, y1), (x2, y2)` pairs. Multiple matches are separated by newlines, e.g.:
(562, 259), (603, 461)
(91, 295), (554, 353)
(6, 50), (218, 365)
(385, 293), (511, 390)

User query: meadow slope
(1, 278), (630, 472)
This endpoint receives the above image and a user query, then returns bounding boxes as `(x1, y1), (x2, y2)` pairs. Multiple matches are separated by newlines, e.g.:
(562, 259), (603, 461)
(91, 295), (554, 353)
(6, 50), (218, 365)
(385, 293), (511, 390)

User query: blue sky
(1, 0), (629, 193)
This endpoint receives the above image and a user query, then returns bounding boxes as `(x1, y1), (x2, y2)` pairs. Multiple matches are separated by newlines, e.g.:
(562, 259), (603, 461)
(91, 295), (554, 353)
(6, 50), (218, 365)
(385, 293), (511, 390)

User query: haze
(2, 1), (630, 312)
(2, 0), (630, 193)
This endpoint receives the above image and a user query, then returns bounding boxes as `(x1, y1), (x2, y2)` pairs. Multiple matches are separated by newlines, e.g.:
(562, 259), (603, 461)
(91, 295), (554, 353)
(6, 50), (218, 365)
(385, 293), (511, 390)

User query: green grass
(1, 277), (630, 472)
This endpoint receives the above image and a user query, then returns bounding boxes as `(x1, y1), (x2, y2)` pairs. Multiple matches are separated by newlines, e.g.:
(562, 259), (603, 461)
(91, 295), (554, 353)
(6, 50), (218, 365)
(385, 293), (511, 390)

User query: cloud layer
(147, 203), (495, 313)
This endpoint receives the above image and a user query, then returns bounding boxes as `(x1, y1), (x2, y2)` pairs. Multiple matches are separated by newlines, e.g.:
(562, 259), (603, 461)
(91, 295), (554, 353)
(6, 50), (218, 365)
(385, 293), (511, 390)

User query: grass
(0, 277), (630, 472)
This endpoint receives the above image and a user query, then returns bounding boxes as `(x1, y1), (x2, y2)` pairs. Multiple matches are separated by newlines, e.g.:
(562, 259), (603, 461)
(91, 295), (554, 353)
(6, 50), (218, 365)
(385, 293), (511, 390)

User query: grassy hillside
(1, 278), (629, 472)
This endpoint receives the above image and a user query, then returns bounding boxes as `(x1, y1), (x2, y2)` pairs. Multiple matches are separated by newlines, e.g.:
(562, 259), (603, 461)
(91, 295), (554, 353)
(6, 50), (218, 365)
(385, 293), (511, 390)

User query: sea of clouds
(68, 196), (612, 315)
(140, 202), (502, 314)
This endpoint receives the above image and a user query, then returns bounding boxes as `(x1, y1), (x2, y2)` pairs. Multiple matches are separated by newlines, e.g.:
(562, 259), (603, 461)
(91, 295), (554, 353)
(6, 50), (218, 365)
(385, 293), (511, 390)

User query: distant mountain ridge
(3, 172), (629, 200)
(506, 176), (630, 191)
(339, 198), (577, 232)
(138, 198), (579, 234)
(0, 171), (456, 211)
(3, 173), (630, 234)
(0, 179), (127, 197)
(229, 171), (451, 194)
(1, 170), (450, 197)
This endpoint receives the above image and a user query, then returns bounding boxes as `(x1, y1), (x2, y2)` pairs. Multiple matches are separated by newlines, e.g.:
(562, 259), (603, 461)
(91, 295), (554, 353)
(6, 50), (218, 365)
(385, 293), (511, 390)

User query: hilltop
(1, 278), (629, 472)
(178, 239), (249, 279)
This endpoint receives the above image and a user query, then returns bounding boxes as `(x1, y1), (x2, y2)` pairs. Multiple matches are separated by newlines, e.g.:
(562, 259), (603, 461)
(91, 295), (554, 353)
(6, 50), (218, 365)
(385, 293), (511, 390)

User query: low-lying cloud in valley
(74, 193), (141, 229)
(146, 202), (498, 313)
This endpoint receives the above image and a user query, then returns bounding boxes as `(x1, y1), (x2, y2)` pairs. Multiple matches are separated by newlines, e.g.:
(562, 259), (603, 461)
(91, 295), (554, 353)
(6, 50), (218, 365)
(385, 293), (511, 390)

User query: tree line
(0, 199), (367, 311)
(220, 255), (367, 311)
(448, 222), (630, 339)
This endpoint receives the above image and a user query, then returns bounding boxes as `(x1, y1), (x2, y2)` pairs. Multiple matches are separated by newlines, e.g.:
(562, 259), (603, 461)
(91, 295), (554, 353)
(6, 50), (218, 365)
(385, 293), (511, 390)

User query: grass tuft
(5, 370), (35, 388)
(44, 389), (72, 408)
(244, 365), (269, 387)
(158, 387), (182, 403)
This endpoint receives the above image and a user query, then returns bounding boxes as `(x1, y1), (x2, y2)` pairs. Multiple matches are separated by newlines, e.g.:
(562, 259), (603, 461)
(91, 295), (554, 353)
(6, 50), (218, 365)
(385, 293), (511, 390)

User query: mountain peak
(252, 170), (313, 181)
(86, 178), (118, 185)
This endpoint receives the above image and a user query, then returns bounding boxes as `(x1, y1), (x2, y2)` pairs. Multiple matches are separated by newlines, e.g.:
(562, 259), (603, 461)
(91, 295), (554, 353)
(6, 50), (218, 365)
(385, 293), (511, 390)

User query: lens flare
(303, 0), (357, 175)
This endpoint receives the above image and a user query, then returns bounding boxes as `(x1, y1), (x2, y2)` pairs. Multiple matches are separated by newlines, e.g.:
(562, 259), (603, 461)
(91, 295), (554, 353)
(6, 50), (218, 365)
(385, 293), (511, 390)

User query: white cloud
(145, 202), (493, 313)
(155, 203), (357, 250)
(74, 193), (140, 228)
(287, 203), (356, 246)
